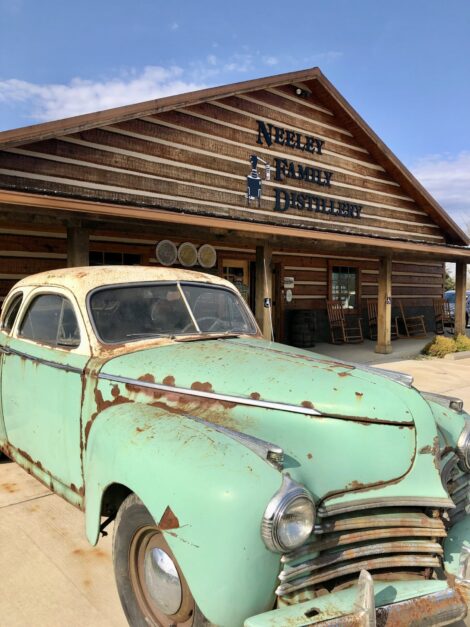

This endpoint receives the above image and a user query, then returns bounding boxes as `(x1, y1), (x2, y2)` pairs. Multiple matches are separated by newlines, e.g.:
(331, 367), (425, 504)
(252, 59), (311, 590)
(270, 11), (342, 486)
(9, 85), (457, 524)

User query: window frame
(86, 280), (259, 345)
(0, 291), (24, 334)
(14, 288), (87, 352)
(328, 261), (362, 314)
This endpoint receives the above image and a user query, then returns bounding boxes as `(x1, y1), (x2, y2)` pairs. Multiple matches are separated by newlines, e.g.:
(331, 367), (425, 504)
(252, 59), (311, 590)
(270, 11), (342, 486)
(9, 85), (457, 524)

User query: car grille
(443, 455), (470, 525)
(276, 507), (447, 606)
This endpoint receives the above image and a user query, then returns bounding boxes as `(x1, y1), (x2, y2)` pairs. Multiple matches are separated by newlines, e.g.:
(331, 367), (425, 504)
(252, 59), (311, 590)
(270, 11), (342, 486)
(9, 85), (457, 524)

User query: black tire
(113, 493), (207, 627)
(466, 313), (469, 328)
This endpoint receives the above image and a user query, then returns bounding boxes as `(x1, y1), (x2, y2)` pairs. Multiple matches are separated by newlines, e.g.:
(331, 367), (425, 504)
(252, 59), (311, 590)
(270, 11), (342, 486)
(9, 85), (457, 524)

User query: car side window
(19, 294), (81, 348)
(1, 293), (23, 333)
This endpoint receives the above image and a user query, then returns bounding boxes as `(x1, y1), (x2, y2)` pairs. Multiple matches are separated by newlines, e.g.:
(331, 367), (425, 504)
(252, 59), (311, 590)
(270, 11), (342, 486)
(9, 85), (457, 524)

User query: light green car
(0, 265), (469, 627)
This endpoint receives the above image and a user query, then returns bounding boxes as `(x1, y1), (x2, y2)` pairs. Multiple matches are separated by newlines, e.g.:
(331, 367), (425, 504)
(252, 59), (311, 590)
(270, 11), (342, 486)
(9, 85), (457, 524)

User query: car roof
(13, 266), (233, 299)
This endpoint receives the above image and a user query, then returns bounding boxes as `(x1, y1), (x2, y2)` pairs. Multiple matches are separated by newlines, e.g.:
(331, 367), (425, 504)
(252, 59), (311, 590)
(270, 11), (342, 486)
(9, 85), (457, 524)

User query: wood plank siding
(0, 81), (445, 244)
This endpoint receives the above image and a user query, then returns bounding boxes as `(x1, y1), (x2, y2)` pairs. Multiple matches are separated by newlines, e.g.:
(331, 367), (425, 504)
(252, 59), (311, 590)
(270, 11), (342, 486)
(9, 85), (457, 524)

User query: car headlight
(457, 421), (470, 471)
(261, 473), (315, 553)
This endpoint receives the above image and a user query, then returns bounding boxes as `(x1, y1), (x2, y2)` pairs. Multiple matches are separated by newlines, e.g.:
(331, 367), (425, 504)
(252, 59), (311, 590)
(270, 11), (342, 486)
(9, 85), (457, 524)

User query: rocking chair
(395, 299), (427, 338)
(367, 299), (398, 340)
(326, 300), (363, 344)
(433, 298), (453, 334)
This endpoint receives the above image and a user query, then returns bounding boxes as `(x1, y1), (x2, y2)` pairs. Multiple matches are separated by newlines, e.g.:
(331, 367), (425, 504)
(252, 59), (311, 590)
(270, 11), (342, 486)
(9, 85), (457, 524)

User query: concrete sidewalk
(1, 357), (470, 626)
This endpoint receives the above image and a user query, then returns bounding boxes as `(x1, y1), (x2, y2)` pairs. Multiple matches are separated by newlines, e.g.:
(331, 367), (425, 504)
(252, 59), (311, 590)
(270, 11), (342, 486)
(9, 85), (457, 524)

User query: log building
(0, 67), (468, 353)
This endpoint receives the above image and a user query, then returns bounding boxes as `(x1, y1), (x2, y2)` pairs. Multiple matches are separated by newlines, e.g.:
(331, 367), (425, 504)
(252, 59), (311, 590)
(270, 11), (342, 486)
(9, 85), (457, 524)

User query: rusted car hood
(98, 337), (448, 501)
(100, 337), (416, 425)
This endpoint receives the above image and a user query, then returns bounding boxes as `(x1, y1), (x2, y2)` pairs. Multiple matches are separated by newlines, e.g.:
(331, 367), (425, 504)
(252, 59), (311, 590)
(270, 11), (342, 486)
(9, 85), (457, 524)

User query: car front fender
(84, 403), (282, 627)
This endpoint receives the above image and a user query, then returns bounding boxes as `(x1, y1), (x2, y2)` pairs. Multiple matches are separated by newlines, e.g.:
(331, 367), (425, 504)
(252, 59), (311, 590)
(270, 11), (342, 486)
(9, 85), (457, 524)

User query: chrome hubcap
(143, 547), (182, 615)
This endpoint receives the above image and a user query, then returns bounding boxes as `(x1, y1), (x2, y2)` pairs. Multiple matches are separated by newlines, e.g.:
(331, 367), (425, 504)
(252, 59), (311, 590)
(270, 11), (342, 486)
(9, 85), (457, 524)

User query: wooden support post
(67, 225), (89, 267)
(455, 261), (467, 335)
(255, 244), (273, 341)
(375, 256), (393, 354)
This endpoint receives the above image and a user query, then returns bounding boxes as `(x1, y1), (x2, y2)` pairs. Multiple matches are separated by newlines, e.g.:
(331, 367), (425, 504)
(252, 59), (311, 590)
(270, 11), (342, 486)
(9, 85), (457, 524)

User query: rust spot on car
(346, 480), (367, 490)
(307, 453), (313, 460)
(70, 483), (85, 497)
(125, 373), (155, 393)
(338, 372), (351, 378)
(111, 385), (121, 398)
(419, 445), (433, 454)
(301, 400), (315, 409)
(250, 392), (261, 400)
(191, 381), (213, 392)
(159, 506), (180, 530)
(355, 392), (364, 399)
(136, 426), (144, 432)
(162, 375), (175, 386)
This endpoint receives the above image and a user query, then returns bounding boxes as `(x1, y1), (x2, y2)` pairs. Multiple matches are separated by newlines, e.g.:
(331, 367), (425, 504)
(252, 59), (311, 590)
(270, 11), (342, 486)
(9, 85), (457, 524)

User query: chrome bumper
(244, 570), (467, 626)
(317, 570), (466, 626)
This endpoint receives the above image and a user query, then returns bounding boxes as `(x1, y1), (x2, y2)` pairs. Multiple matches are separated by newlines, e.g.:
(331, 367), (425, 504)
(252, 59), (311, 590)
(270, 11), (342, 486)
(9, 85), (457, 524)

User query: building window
(90, 251), (141, 266)
(331, 266), (359, 309)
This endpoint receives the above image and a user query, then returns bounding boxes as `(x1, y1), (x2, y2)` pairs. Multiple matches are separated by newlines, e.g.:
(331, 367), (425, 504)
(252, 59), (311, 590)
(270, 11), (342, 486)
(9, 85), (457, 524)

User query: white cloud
(411, 152), (470, 229)
(0, 66), (206, 121)
(170, 22), (179, 30)
(263, 56), (279, 66)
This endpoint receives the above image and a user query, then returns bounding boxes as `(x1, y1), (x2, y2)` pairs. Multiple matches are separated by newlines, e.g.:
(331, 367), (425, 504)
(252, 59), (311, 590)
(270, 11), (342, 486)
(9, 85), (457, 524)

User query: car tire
(113, 493), (208, 627)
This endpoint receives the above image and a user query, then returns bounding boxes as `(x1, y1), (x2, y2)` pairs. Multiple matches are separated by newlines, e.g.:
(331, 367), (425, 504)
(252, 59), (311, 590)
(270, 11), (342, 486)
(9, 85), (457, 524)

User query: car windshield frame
(87, 280), (259, 344)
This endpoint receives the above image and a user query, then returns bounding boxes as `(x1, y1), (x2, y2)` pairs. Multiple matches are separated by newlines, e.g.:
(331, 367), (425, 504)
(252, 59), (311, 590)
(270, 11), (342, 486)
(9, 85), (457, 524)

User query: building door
(222, 259), (251, 306)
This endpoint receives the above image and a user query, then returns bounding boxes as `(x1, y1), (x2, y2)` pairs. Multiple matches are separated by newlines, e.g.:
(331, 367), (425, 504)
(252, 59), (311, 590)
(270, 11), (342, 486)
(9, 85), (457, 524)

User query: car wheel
(113, 493), (207, 627)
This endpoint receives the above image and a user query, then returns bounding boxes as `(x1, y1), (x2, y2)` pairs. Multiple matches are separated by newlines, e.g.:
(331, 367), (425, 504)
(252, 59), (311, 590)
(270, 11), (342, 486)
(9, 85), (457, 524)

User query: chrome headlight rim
(261, 473), (315, 553)
(457, 420), (470, 472)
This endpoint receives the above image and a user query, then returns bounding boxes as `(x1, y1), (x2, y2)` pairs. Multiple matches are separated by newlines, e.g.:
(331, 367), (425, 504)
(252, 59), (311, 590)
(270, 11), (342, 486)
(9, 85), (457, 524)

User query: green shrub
(455, 334), (470, 352)
(424, 336), (457, 358)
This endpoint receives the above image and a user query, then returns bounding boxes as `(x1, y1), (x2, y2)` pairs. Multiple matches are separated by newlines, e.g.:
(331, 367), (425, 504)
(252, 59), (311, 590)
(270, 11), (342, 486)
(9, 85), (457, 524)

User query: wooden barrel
(290, 310), (316, 348)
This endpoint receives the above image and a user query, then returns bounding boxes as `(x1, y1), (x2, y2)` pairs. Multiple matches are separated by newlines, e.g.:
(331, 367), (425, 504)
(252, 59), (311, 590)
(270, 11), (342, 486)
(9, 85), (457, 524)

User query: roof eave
(0, 67), (322, 149)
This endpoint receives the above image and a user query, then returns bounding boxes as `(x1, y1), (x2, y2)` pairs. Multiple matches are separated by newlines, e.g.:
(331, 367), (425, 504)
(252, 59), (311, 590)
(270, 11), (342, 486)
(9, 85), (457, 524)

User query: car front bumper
(244, 574), (468, 626)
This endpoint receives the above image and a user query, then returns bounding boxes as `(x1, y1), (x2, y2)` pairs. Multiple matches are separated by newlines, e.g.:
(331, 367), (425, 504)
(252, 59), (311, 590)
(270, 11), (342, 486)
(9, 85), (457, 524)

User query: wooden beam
(67, 225), (89, 267)
(255, 244), (273, 340)
(2, 190), (470, 261)
(375, 255), (393, 354)
(455, 261), (467, 335)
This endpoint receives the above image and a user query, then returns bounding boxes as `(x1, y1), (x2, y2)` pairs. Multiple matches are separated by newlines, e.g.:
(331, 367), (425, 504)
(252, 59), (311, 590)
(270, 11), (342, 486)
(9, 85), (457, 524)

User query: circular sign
(285, 289), (293, 303)
(197, 244), (217, 269)
(155, 240), (177, 266)
(177, 242), (198, 267)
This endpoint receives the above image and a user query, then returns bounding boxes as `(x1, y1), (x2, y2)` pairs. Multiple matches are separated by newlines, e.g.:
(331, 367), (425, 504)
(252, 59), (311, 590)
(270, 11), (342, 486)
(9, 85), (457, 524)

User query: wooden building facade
(0, 67), (468, 352)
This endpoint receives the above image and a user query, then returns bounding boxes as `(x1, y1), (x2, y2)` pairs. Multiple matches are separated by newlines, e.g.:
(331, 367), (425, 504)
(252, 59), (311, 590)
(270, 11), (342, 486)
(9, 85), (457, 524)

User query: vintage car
(1, 266), (470, 627)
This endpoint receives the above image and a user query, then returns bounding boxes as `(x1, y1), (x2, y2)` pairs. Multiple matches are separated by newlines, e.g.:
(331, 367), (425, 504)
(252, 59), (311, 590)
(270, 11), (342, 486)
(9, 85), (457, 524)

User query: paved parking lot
(0, 462), (126, 627)
(1, 356), (470, 626)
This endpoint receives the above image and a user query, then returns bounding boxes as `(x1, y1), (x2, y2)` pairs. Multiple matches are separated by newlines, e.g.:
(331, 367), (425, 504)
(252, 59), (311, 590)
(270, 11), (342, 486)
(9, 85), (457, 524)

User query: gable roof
(0, 67), (467, 246)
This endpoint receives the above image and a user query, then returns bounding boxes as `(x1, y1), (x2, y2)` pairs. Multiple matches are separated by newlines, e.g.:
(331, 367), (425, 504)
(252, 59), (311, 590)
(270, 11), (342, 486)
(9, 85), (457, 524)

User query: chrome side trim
(318, 496), (455, 517)
(4, 346), (83, 374)
(189, 415), (284, 469)
(98, 372), (323, 416)
(422, 391), (464, 413)
(354, 363), (414, 388)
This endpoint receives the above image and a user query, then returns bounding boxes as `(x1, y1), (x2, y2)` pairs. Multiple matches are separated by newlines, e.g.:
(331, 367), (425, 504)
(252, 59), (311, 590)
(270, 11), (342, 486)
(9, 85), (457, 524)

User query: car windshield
(89, 281), (258, 343)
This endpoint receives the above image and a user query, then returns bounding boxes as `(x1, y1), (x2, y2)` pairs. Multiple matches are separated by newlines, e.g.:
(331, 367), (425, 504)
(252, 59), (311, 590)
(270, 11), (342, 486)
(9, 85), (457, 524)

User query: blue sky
(1, 0), (469, 228)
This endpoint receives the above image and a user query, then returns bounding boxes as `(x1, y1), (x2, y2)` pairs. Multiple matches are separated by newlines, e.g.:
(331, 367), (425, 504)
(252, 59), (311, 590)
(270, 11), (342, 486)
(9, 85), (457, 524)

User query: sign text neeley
(255, 120), (362, 219)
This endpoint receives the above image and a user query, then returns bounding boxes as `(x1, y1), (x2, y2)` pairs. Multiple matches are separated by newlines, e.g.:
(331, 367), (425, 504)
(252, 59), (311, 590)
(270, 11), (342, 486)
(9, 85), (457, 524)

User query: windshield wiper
(175, 332), (240, 343)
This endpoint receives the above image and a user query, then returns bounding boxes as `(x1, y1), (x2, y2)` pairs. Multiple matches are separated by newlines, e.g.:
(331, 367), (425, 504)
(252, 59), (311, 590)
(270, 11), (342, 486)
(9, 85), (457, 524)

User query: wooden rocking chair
(433, 298), (453, 334)
(367, 299), (398, 340)
(395, 299), (427, 338)
(326, 300), (363, 344)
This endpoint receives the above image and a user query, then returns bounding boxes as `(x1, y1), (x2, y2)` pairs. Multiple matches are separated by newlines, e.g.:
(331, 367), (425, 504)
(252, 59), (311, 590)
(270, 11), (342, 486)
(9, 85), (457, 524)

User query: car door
(0, 290), (25, 449)
(1, 288), (89, 499)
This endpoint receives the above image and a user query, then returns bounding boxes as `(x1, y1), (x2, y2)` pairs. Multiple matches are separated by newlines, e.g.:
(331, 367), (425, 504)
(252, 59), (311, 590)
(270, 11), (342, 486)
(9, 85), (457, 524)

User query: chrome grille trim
(277, 507), (447, 601)
(445, 455), (470, 525)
